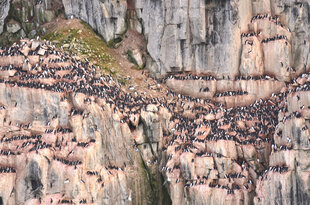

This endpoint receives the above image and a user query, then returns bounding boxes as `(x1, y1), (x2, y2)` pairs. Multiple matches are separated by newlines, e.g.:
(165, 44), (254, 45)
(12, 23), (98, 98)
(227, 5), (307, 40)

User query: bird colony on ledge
(0, 13), (309, 205)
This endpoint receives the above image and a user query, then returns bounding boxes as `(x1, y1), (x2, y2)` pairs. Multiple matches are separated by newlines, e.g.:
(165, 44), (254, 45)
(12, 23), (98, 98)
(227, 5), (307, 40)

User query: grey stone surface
(2, 0), (310, 80)
(6, 20), (21, 34)
(62, 0), (127, 42)
(0, 0), (10, 34)
(135, 0), (243, 78)
(133, 0), (310, 79)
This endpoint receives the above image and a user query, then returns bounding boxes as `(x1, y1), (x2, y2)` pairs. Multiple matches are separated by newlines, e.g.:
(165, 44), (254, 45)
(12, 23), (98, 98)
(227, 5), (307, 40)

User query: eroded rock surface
(0, 0), (10, 34)
(0, 37), (310, 204)
(2, 1), (310, 80)
(0, 0), (63, 44)
(0, 40), (170, 204)
(62, 0), (127, 43)
(0, 1), (310, 205)
(131, 1), (310, 79)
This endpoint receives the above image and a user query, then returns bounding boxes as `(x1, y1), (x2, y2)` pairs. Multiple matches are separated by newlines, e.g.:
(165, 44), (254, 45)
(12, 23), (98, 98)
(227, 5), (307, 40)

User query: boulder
(31, 41), (40, 51)
(37, 48), (46, 56)
(19, 45), (30, 56)
(6, 19), (21, 33)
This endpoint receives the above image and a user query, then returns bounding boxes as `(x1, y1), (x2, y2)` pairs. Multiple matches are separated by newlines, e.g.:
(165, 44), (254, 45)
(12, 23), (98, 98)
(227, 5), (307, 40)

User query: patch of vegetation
(43, 20), (118, 74)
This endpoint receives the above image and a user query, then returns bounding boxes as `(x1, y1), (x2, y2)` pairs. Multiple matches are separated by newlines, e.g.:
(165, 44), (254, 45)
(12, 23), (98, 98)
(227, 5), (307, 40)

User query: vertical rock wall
(133, 0), (310, 79)
(0, 0), (10, 34)
(135, 0), (246, 78)
(2, 1), (310, 79)
(0, 0), (63, 44)
(0, 1), (310, 205)
(62, 0), (127, 43)
(0, 40), (171, 204)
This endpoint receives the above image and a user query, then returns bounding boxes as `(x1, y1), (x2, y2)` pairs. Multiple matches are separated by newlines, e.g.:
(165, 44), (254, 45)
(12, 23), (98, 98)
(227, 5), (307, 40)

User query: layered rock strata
(0, 1), (309, 204)
(0, 0), (63, 44)
(134, 0), (310, 79)
(58, 0), (310, 79)
(1, 1), (310, 80)
(62, 0), (127, 43)
(0, 0), (10, 34)
(0, 38), (310, 204)
(0, 40), (170, 204)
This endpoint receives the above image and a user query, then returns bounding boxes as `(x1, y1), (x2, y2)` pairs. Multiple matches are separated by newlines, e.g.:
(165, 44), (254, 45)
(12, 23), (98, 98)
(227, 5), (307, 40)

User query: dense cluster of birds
(241, 31), (261, 38)
(2, 134), (42, 143)
(163, 73), (279, 84)
(261, 35), (288, 44)
(161, 65), (310, 194)
(86, 171), (99, 176)
(163, 74), (216, 81)
(235, 75), (277, 81)
(0, 17), (306, 202)
(250, 13), (290, 31)
(214, 90), (248, 97)
(0, 167), (16, 173)
(53, 156), (82, 168)
(258, 166), (289, 181)
(58, 199), (73, 204)
(250, 13), (270, 23)
(0, 149), (17, 156)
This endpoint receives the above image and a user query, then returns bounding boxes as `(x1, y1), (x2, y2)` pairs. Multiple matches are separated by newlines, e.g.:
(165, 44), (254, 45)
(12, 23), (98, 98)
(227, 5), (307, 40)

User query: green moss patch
(43, 20), (118, 74)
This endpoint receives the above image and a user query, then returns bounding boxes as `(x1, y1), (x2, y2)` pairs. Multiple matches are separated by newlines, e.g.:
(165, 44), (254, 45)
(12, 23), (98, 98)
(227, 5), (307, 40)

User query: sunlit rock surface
(0, 0), (310, 205)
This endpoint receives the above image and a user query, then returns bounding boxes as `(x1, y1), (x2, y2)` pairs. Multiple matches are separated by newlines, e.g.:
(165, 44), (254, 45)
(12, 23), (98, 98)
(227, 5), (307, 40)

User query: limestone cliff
(0, 40), (171, 204)
(62, 0), (127, 43)
(0, 1), (310, 205)
(0, 0), (63, 44)
(0, 0), (9, 34)
(58, 0), (310, 79)
(2, 1), (310, 80)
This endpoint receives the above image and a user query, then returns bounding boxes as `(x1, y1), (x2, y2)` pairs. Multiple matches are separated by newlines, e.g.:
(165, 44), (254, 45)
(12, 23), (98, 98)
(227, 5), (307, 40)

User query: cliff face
(2, 1), (310, 80)
(1, 39), (310, 205)
(59, 0), (310, 79)
(62, 0), (127, 43)
(0, 40), (171, 204)
(134, 0), (310, 79)
(0, 1), (310, 205)
(0, 0), (9, 34)
(0, 0), (63, 44)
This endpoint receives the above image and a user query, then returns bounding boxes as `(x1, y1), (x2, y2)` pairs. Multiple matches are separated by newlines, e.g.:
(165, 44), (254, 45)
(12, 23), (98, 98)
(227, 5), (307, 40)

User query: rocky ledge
(0, 38), (309, 204)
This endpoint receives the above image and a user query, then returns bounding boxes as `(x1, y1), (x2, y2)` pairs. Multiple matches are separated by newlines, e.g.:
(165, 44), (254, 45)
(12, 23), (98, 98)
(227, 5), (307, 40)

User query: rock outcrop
(62, 0), (127, 43)
(0, 0), (63, 44)
(54, 0), (310, 80)
(0, 40), (171, 204)
(0, 38), (310, 204)
(1, 1), (310, 205)
(2, 1), (310, 80)
(133, 0), (310, 79)
(0, 0), (10, 34)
